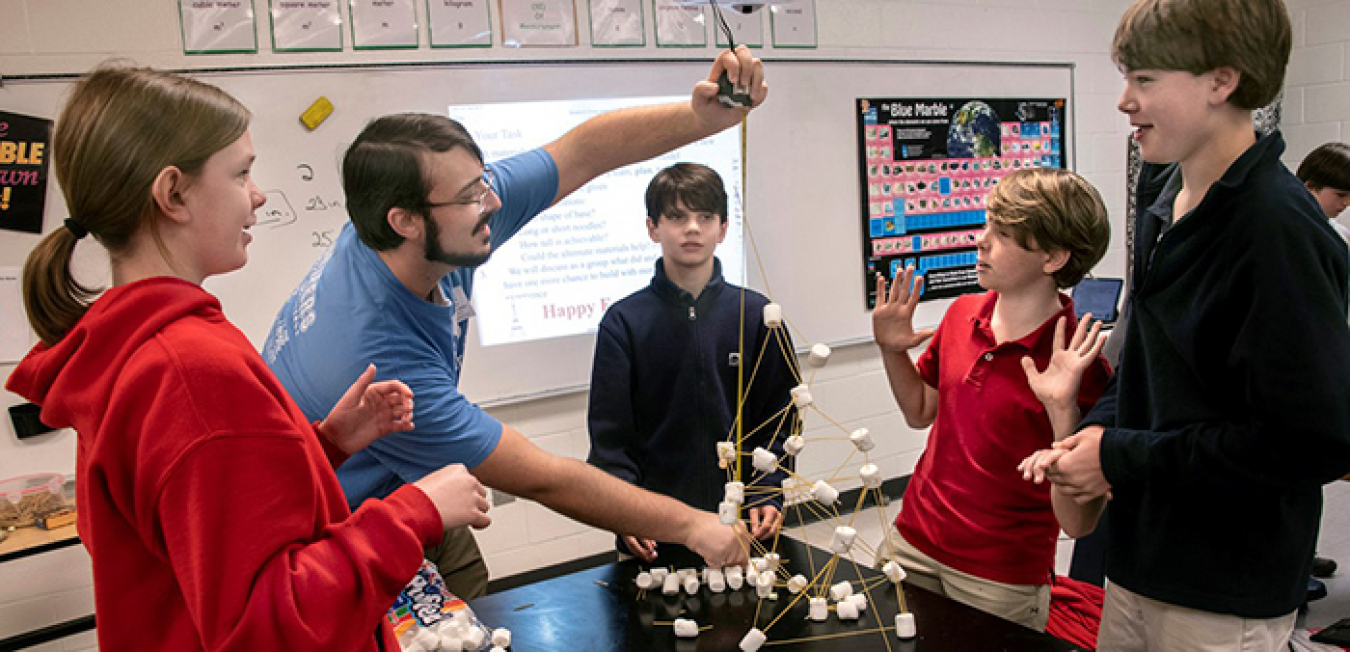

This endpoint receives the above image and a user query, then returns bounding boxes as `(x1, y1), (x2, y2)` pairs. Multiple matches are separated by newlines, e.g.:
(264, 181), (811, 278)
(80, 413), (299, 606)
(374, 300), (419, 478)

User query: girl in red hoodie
(6, 65), (491, 651)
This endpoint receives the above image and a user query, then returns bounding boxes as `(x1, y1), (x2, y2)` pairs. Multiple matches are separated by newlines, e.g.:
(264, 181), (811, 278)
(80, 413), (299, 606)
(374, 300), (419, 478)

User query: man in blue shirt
(265, 50), (765, 597)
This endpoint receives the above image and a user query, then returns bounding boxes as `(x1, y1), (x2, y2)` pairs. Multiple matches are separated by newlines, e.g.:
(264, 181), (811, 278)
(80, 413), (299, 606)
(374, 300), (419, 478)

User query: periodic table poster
(857, 97), (1066, 308)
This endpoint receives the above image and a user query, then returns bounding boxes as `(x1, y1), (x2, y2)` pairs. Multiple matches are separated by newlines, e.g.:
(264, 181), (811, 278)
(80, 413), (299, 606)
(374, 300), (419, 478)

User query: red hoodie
(7, 277), (443, 651)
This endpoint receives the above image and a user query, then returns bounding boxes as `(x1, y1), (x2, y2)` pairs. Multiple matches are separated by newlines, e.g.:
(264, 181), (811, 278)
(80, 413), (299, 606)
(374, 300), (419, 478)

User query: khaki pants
(426, 525), (489, 599)
(1098, 582), (1296, 652)
(875, 526), (1050, 631)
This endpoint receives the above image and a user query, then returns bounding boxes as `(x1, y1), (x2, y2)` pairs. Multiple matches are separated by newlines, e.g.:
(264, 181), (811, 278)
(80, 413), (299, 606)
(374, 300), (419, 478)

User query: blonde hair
(22, 65), (249, 344)
(986, 168), (1111, 288)
(1112, 0), (1291, 110)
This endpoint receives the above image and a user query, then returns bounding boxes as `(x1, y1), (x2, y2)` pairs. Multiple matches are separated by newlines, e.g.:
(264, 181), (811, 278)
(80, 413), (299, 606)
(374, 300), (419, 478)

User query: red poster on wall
(0, 110), (53, 235)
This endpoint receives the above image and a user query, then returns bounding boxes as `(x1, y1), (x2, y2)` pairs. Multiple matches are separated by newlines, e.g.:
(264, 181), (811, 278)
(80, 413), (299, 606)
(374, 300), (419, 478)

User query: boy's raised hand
(1020, 314), (1105, 411)
(872, 266), (935, 353)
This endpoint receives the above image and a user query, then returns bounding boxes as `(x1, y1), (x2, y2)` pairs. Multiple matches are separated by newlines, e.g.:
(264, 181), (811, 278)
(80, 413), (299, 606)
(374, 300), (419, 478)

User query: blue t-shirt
(263, 148), (558, 508)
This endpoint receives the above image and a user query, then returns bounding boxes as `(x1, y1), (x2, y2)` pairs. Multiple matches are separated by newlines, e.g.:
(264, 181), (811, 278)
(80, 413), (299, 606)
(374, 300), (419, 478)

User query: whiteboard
(0, 59), (1073, 405)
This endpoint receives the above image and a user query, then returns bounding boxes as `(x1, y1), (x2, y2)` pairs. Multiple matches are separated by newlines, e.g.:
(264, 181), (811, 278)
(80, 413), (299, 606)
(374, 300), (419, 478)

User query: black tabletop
(469, 537), (1086, 651)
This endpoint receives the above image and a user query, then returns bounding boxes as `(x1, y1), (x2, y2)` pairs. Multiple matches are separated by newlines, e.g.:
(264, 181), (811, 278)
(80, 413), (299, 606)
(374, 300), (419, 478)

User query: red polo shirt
(895, 290), (1110, 586)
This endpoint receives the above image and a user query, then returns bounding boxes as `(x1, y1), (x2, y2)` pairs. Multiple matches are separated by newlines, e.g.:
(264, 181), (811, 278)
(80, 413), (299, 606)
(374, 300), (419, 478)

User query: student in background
(1296, 141), (1350, 600)
(1297, 142), (1350, 244)
(871, 167), (1112, 631)
(6, 65), (491, 650)
(263, 50), (765, 597)
(587, 163), (798, 568)
(1032, 0), (1350, 648)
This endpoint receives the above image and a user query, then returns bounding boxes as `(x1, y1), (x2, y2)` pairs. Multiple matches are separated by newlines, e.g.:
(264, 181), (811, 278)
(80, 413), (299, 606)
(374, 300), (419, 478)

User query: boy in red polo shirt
(871, 167), (1112, 631)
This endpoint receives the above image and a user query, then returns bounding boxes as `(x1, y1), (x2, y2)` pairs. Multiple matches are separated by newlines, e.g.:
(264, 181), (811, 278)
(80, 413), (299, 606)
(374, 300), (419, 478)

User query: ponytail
(22, 224), (100, 345)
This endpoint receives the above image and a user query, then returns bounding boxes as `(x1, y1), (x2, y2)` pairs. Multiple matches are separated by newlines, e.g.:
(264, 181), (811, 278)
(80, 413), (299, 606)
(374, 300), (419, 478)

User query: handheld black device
(711, 1), (753, 108)
(1070, 277), (1124, 324)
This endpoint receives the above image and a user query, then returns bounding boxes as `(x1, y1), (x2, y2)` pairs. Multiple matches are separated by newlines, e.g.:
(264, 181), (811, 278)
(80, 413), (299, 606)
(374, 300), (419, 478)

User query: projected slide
(451, 96), (745, 347)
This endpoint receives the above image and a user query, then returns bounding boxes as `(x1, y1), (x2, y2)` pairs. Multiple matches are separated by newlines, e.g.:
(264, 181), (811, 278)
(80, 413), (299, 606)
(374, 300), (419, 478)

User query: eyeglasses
(426, 168), (496, 218)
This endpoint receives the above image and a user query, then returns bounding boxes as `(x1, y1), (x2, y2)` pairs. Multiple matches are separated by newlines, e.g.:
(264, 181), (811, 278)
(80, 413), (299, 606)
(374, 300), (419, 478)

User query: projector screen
(449, 96), (745, 347)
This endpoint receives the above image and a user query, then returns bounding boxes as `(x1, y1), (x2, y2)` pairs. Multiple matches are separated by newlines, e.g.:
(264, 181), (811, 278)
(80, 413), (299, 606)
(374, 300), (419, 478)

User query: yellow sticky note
(300, 97), (334, 131)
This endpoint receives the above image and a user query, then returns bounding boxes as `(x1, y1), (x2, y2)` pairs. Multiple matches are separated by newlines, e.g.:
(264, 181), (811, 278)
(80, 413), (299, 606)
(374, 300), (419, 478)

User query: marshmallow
(883, 560), (907, 583)
(412, 628), (439, 651)
(807, 343), (832, 368)
(837, 600), (860, 621)
(813, 480), (839, 506)
(438, 637), (463, 652)
(725, 481), (745, 505)
(787, 574), (808, 594)
(663, 573), (681, 595)
(790, 384), (813, 409)
(740, 628), (767, 652)
(719, 500), (739, 525)
(755, 571), (774, 598)
(490, 648), (505, 652)
(831, 526), (857, 554)
(850, 428), (875, 452)
(463, 627), (486, 649)
(708, 568), (726, 593)
(809, 596), (829, 621)
(765, 552), (781, 571)
(848, 593), (868, 612)
(684, 576), (700, 595)
(491, 628), (511, 648)
(751, 557), (768, 573)
(752, 447), (778, 474)
(896, 612), (917, 639)
(784, 434), (805, 456)
(726, 566), (745, 590)
(673, 618), (700, 638)
(716, 441), (737, 462)
(763, 303), (783, 329)
(650, 568), (669, 583)
(860, 463), (882, 489)
(829, 581), (854, 602)
(679, 568), (697, 581)
(636, 571), (653, 590)
(746, 568), (760, 587)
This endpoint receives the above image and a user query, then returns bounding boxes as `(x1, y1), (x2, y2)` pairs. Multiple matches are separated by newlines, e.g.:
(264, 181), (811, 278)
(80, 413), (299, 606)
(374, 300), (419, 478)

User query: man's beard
(423, 212), (493, 268)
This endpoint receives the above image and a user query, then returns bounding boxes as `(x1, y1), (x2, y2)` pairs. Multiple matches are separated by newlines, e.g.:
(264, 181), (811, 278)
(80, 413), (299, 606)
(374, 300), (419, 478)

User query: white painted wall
(0, 0), (1165, 646)
(1282, 0), (1350, 234)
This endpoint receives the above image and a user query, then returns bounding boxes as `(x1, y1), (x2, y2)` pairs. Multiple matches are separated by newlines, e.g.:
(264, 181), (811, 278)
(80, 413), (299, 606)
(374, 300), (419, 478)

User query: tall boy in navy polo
(1036, 0), (1350, 648)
